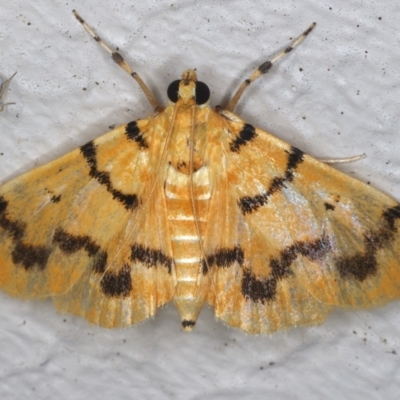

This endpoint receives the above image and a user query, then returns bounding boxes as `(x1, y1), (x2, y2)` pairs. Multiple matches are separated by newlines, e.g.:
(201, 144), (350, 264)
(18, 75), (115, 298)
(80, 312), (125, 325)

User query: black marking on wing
(80, 141), (139, 210)
(238, 146), (305, 214)
(100, 263), (132, 298)
(336, 234), (378, 282)
(201, 246), (244, 274)
(336, 204), (400, 282)
(125, 120), (148, 149)
(286, 147), (305, 178)
(0, 196), (50, 270)
(54, 228), (130, 297)
(324, 202), (335, 211)
(51, 195), (62, 203)
(92, 252), (108, 274)
(53, 228), (98, 255)
(230, 124), (257, 152)
(0, 197), (25, 240)
(53, 228), (107, 273)
(12, 242), (50, 271)
(382, 204), (400, 231)
(130, 244), (173, 273)
(241, 236), (330, 303)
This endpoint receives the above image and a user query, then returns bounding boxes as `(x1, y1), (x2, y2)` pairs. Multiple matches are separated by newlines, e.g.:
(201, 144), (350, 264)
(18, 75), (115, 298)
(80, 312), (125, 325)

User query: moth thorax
(173, 159), (204, 174)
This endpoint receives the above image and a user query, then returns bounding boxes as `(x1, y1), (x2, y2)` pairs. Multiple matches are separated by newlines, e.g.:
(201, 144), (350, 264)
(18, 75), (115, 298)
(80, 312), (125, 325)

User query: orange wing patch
(0, 12), (399, 334)
(0, 122), (175, 327)
(204, 116), (400, 333)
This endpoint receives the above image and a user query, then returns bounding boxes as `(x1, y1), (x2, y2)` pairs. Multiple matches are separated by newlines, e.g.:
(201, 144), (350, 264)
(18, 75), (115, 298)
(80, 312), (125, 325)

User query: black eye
(195, 81), (210, 105)
(167, 80), (180, 102)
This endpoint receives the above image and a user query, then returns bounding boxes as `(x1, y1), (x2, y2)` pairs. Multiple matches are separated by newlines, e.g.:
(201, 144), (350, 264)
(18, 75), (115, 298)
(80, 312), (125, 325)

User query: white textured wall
(0, 1), (399, 399)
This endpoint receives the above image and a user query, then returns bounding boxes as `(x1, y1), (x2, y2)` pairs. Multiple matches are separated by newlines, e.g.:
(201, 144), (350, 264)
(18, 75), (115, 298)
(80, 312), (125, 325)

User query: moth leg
(72, 10), (161, 112)
(319, 154), (366, 164)
(225, 22), (316, 112)
(0, 72), (17, 112)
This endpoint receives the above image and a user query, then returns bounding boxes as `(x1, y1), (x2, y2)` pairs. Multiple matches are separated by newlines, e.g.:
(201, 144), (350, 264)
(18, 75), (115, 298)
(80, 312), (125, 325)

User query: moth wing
(0, 118), (175, 327)
(204, 116), (400, 334)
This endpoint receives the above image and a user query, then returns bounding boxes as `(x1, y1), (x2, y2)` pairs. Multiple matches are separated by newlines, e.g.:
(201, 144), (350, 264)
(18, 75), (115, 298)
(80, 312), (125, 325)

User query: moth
(0, 11), (399, 334)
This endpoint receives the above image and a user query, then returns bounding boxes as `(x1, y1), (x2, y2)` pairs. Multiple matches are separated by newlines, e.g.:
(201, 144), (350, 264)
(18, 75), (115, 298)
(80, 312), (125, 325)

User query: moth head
(167, 69), (210, 105)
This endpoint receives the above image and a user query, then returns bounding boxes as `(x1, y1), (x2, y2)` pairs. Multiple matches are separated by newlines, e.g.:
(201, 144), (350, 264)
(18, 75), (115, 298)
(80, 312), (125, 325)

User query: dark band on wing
(238, 146), (305, 214)
(1, 197), (155, 298)
(382, 204), (400, 231)
(242, 236), (330, 303)
(230, 124), (257, 152)
(0, 196), (50, 270)
(336, 203), (400, 282)
(125, 120), (148, 149)
(336, 234), (378, 282)
(0, 197), (25, 240)
(53, 228), (107, 273)
(131, 243), (173, 273)
(80, 141), (139, 210)
(53, 228), (99, 255)
(201, 245), (244, 274)
(100, 263), (132, 298)
(54, 227), (132, 297)
(12, 242), (50, 271)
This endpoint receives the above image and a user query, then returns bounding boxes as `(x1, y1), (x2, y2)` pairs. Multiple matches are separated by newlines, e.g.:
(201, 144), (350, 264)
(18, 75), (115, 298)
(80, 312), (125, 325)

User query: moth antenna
(72, 10), (161, 112)
(72, 9), (177, 282)
(0, 72), (17, 112)
(225, 22), (316, 112)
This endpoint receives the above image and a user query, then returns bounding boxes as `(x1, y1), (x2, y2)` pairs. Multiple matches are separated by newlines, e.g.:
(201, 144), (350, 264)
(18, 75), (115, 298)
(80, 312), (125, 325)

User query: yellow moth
(0, 11), (399, 334)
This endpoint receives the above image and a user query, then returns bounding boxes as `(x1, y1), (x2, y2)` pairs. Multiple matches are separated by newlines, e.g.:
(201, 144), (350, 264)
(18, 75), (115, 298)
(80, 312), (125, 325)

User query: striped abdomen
(164, 165), (211, 331)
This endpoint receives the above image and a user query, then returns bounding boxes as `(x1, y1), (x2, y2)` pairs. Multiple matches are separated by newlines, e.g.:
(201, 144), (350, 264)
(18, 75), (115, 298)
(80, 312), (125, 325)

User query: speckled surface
(0, 1), (399, 399)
